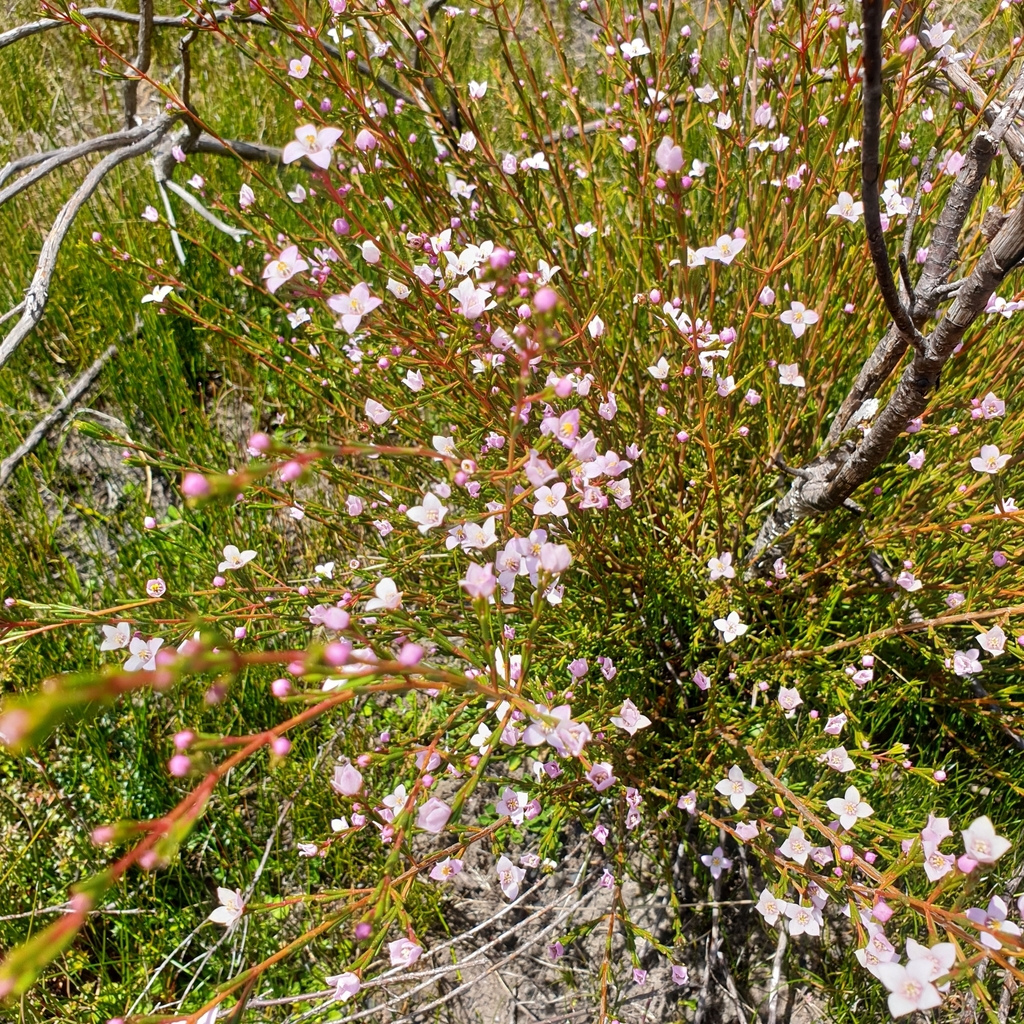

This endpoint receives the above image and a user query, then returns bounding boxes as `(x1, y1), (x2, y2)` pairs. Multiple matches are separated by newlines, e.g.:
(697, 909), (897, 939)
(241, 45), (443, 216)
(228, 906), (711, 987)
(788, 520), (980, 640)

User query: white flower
(896, 570), (922, 592)
(701, 234), (746, 265)
(496, 855), (526, 899)
(694, 84), (717, 103)
(100, 622), (132, 651)
(778, 363), (805, 387)
(714, 111), (733, 130)
(469, 80), (488, 99)
(403, 369), (424, 391)
(620, 37), (652, 59)
(282, 124), (342, 169)
(826, 785), (874, 830)
(714, 611), (747, 643)
(207, 887), (244, 928)
(288, 54), (311, 78)
(287, 307), (311, 329)
(407, 492), (448, 533)
(971, 444), (1010, 474)
(780, 826), (810, 866)
(387, 277), (411, 300)
(141, 284), (173, 305)
(315, 561), (335, 579)
(365, 578), (402, 612)
(610, 699), (652, 736)
(821, 746), (855, 772)
(458, 131), (477, 152)
(961, 815), (1011, 864)
(707, 552), (735, 581)
(715, 765), (757, 809)
(124, 636), (163, 672)
(218, 545), (257, 572)
(827, 191), (864, 222)
(647, 356), (670, 380)
(785, 902), (822, 937)
(755, 888), (784, 926)
(588, 315), (605, 338)
(574, 221), (597, 238)
(952, 649), (982, 676)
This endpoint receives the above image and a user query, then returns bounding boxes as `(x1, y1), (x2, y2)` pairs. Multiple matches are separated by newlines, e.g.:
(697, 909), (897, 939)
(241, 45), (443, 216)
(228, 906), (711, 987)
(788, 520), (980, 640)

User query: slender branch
(861, 0), (920, 346)
(190, 134), (287, 165)
(123, 0), (154, 127)
(162, 179), (248, 242)
(0, 120), (171, 373)
(942, 57), (1024, 169)
(0, 346), (117, 490)
(0, 125), (154, 201)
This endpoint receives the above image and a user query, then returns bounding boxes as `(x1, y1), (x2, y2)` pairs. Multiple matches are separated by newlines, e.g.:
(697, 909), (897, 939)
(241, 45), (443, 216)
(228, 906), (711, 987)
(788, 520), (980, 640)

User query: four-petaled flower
(496, 854), (526, 899)
(620, 37), (651, 59)
(971, 444), (1010, 474)
(779, 301), (819, 338)
(407, 493), (448, 533)
(827, 191), (864, 221)
(780, 825), (811, 865)
(325, 971), (361, 1002)
(327, 283), (383, 334)
(219, 545), (257, 572)
(826, 785), (874, 830)
(100, 621), (132, 651)
(207, 887), (244, 928)
(778, 363), (806, 387)
(715, 764), (757, 809)
(496, 787), (529, 824)
(707, 551), (735, 580)
(365, 577), (402, 612)
(714, 611), (748, 643)
(702, 234), (746, 265)
(533, 482), (569, 517)
(263, 245), (309, 294)
(610, 699), (652, 736)
(388, 938), (423, 968)
(282, 124), (343, 168)
(874, 961), (943, 1018)
(124, 636), (163, 672)
(961, 815), (1011, 864)
(700, 845), (733, 879)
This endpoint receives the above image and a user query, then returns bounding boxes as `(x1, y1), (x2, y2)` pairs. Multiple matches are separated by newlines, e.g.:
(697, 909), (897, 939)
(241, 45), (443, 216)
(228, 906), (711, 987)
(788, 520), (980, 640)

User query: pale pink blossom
(975, 624), (1006, 656)
(827, 191), (864, 221)
(288, 54), (312, 78)
(700, 845), (733, 879)
(207, 887), (244, 928)
(826, 785), (873, 830)
(325, 972), (361, 1002)
(262, 245), (308, 293)
(282, 124), (343, 168)
(496, 855), (526, 899)
(961, 815), (1011, 864)
(874, 961), (942, 1018)
(971, 444), (1010, 474)
(388, 938), (423, 968)
(715, 765), (757, 809)
(778, 363), (805, 387)
(610, 699), (652, 736)
(655, 136), (684, 173)
(780, 826), (811, 865)
(779, 301), (819, 338)
(327, 283), (383, 334)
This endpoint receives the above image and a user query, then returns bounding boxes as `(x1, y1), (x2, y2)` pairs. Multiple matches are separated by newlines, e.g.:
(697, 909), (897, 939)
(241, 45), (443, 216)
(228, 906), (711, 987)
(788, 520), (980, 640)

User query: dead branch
(0, 119), (171, 373)
(123, 0), (154, 128)
(0, 345), (117, 490)
(0, 126), (153, 197)
(747, 56), (1024, 572)
(861, 0), (920, 347)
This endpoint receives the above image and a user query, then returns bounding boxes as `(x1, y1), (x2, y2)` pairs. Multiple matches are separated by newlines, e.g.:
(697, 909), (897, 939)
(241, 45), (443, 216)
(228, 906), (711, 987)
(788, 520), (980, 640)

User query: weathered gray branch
(0, 120), (170, 373)
(162, 178), (248, 242)
(0, 125), (154, 204)
(0, 345), (117, 489)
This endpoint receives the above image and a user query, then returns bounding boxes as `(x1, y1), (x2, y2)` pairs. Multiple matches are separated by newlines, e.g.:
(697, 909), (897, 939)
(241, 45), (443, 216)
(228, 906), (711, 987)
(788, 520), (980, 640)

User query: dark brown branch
(0, 125), (154, 205)
(0, 120), (171, 373)
(0, 345), (117, 489)
(861, 0), (920, 347)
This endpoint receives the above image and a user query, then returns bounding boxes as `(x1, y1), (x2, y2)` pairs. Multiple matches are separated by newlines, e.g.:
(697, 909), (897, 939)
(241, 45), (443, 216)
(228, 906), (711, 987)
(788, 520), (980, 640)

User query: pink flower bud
(324, 640), (351, 666)
(839, 844), (854, 861)
(168, 754), (191, 777)
(234, 626), (247, 640)
(182, 472), (211, 497)
(398, 642), (423, 666)
(271, 678), (292, 698)
(144, 516), (157, 529)
(872, 900), (893, 923)
(279, 460), (303, 482)
(271, 737), (291, 757)
(174, 729), (195, 750)
(248, 432), (271, 452)
(533, 287), (558, 313)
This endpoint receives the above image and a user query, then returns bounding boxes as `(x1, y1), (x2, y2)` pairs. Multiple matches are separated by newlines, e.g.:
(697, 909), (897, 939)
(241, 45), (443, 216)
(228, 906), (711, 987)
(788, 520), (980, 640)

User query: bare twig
(766, 926), (787, 1024)
(0, 126), (154, 199)
(162, 179), (248, 242)
(0, 345), (117, 490)
(0, 120), (170, 373)
(123, 0), (154, 127)
(861, 0), (920, 347)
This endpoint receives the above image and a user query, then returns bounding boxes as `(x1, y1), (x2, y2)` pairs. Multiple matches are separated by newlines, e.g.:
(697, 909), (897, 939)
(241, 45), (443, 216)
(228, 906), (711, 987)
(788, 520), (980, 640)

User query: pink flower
(700, 845), (733, 879)
(331, 763), (363, 796)
(324, 972), (361, 1002)
(655, 136), (684, 173)
(495, 787), (529, 824)
(823, 712), (847, 735)
(785, 902), (822, 937)
(429, 856), (463, 881)
(826, 785), (873, 830)
(779, 301), (819, 338)
(282, 124), (343, 168)
(609, 699), (652, 736)
(952, 649), (982, 676)
(415, 797), (452, 833)
(907, 449), (926, 469)
(672, 965), (689, 986)
(327, 283), (384, 334)
(701, 234), (746, 265)
(827, 191), (864, 221)
(262, 245), (309, 293)
(364, 398), (390, 425)
(975, 624), (1006, 656)
(586, 763), (616, 791)
(707, 551), (735, 580)
(461, 562), (496, 600)
(288, 54), (312, 79)
(780, 826), (810, 865)
(388, 938), (423, 968)
(496, 855), (526, 899)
